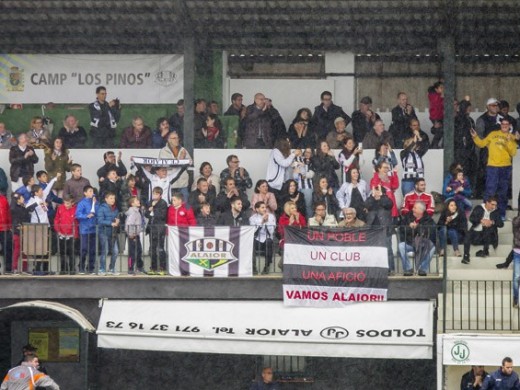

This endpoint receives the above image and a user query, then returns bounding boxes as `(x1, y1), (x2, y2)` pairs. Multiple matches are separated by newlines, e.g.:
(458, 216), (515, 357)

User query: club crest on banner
(182, 238), (237, 271)
(8, 66), (24, 91)
(154, 70), (177, 87)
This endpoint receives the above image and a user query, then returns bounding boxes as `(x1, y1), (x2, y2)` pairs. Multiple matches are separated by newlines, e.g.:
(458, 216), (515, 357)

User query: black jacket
(57, 126), (88, 149)
(311, 154), (340, 189)
(311, 103), (351, 141)
(468, 204), (503, 248)
(145, 198), (168, 227)
(389, 105), (417, 148)
(399, 212), (436, 245)
(215, 190), (250, 213)
(365, 193), (394, 234)
(9, 145), (39, 182)
(188, 190), (216, 216)
(96, 161), (127, 181)
(351, 110), (381, 144)
(437, 209), (467, 237)
(10, 203), (31, 235)
(216, 210), (249, 226)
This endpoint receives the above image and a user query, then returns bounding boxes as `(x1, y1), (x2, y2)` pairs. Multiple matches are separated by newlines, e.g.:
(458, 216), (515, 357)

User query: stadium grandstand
(1, 1), (520, 389)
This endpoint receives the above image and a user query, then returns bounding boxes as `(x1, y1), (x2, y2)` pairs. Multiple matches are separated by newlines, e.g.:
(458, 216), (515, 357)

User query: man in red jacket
(400, 178), (435, 217)
(167, 192), (196, 226)
(0, 193), (13, 273)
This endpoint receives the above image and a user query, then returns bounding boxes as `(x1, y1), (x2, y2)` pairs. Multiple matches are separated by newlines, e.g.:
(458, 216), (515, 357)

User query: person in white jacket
(26, 173), (60, 224)
(249, 201), (276, 274)
(266, 138), (301, 192)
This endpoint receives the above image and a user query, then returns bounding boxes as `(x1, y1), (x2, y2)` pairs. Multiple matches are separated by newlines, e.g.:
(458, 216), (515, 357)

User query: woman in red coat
(277, 200), (306, 250)
(370, 160), (399, 219)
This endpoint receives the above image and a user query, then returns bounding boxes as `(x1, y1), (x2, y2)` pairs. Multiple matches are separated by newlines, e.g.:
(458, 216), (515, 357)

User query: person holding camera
(89, 86), (121, 148)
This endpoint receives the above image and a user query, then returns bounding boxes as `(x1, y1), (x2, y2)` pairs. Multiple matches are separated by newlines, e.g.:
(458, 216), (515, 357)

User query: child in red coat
(54, 195), (79, 274)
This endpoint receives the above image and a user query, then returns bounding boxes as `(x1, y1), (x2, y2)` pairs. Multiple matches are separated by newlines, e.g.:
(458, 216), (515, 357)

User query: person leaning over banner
(278, 200), (306, 252)
(89, 86), (121, 148)
(134, 160), (184, 205)
(217, 196), (249, 227)
(250, 367), (280, 390)
(481, 357), (520, 390)
(250, 201), (276, 274)
(461, 365), (488, 390)
(398, 201), (436, 276)
(1, 354), (59, 390)
(365, 184), (395, 275)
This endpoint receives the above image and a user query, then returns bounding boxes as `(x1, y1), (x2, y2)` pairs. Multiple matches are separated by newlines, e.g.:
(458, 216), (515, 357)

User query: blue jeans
(513, 252), (520, 303)
(401, 180), (415, 197)
(398, 241), (435, 273)
(99, 231), (119, 272)
(485, 166), (511, 218)
(438, 226), (462, 251)
(80, 233), (96, 272)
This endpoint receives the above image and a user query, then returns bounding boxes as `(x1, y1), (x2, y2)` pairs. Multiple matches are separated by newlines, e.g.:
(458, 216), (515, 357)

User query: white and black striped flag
(283, 226), (389, 307)
(168, 226), (254, 277)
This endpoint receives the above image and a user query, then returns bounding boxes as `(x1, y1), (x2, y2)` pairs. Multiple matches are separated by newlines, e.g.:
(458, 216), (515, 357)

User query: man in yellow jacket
(471, 117), (519, 220)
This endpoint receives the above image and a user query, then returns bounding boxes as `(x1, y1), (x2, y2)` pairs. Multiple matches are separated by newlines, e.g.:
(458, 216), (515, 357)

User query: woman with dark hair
(152, 117), (173, 148)
(312, 176), (340, 217)
(191, 162), (220, 195)
(288, 108), (315, 149)
(251, 179), (277, 215)
(44, 137), (72, 195)
(279, 179), (306, 219)
(338, 136), (363, 184)
(400, 118), (429, 196)
(312, 140), (340, 192)
(437, 199), (467, 257)
(336, 167), (368, 221)
(454, 99), (477, 186)
(195, 113), (224, 148)
(372, 141), (398, 174)
(266, 138), (301, 195)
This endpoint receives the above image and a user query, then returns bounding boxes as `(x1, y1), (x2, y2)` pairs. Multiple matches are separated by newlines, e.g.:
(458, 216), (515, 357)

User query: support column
(183, 35), (195, 154)
(438, 36), (456, 173)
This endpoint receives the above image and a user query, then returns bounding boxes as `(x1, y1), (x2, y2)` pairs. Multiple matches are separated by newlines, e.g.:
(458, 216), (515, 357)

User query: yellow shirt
(473, 130), (517, 167)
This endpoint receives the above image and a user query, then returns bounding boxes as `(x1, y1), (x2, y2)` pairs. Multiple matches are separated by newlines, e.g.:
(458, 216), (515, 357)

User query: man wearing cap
(325, 117), (352, 149)
(470, 118), (519, 220)
(351, 96), (381, 144)
(475, 98), (504, 198)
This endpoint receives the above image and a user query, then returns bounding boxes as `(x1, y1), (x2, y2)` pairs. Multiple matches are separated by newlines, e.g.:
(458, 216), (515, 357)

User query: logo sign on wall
(168, 226), (254, 277)
(282, 226), (389, 307)
(0, 54), (183, 103)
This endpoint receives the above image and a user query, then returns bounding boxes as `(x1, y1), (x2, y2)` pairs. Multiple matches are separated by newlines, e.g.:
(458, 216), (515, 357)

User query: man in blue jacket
(482, 357), (520, 389)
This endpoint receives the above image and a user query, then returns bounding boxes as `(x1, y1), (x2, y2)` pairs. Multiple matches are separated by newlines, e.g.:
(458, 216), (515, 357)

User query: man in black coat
(462, 196), (503, 264)
(310, 91), (351, 141)
(216, 196), (249, 226)
(398, 201), (436, 276)
(9, 133), (38, 191)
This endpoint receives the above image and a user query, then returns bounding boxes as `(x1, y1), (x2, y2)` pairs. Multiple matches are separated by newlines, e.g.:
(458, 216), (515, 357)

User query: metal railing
(444, 280), (520, 331)
(0, 223), (445, 277)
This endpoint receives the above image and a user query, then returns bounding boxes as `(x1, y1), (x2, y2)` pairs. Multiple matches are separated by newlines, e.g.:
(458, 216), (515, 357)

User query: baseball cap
(334, 117), (346, 125)
(486, 98), (499, 106)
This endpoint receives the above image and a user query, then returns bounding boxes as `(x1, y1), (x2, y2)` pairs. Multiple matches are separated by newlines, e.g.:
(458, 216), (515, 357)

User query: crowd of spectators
(0, 83), (519, 280)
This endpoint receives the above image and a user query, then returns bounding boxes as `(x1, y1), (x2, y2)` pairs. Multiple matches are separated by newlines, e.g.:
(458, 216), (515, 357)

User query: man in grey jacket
(1, 355), (60, 389)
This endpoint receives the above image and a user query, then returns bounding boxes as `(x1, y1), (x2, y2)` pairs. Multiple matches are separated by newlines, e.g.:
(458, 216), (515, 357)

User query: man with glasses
(462, 196), (503, 264)
(470, 118), (519, 220)
(311, 91), (351, 142)
(219, 154), (252, 193)
(250, 367), (280, 390)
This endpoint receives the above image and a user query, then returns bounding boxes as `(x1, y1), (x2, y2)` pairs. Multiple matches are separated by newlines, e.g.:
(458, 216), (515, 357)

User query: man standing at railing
(461, 365), (487, 390)
(481, 357), (520, 389)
